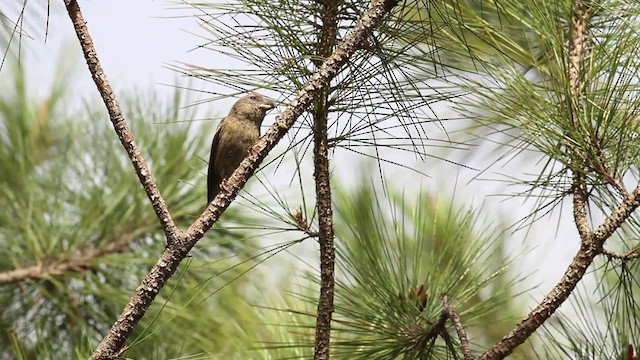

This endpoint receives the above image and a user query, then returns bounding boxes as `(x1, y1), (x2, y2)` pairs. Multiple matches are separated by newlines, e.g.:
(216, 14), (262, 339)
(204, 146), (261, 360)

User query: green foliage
(0, 65), (267, 358)
(436, 1), (640, 357)
(327, 182), (515, 358)
(404, 0), (537, 68)
(452, 0), (640, 211)
(242, 179), (517, 359)
(174, 0), (466, 173)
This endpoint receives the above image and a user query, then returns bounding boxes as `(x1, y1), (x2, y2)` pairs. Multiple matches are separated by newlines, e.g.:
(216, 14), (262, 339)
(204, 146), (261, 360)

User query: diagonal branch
(61, 0), (401, 358)
(63, 0), (180, 245)
(478, 189), (640, 360)
(181, 0), (400, 242)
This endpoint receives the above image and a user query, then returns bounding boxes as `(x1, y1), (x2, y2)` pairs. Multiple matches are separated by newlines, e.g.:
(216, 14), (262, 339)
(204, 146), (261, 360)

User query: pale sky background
(1, 1), (588, 308)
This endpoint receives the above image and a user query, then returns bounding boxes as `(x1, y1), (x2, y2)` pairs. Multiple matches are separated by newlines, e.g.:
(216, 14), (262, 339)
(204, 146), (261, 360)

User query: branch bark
(602, 248), (640, 262)
(478, 189), (640, 360)
(63, 0), (180, 246)
(568, 0), (590, 125)
(312, 0), (338, 358)
(443, 295), (474, 360)
(61, 0), (400, 358)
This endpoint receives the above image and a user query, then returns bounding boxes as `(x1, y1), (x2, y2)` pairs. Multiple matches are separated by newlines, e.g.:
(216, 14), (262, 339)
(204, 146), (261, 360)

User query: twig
(60, 0), (400, 358)
(423, 310), (450, 345)
(602, 248), (640, 262)
(292, 207), (319, 237)
(443, 295), (474, 360)
(594, 139), (626, 193)
(411, 298), (456, 354)
(63, 0), (180, 245)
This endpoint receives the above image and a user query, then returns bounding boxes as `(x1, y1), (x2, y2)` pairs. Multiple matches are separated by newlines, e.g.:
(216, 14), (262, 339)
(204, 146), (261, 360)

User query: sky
(1, 1), (585, 305)
(3, 1), (211, 102)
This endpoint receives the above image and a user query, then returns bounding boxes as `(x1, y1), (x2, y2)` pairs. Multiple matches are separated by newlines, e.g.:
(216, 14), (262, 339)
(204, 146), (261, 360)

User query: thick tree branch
(312, 1), (338, 359)
(312, 91), (336, 360)
(63, 0), (400, 358)
(63, 0), (180, 245)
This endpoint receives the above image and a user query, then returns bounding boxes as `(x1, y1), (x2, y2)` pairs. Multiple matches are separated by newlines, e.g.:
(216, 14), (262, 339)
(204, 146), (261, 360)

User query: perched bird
(207, 93), (277, 203)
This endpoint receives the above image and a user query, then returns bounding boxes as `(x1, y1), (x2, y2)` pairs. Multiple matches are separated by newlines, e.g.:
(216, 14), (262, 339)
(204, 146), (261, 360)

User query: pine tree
(1, 0), (639, 359)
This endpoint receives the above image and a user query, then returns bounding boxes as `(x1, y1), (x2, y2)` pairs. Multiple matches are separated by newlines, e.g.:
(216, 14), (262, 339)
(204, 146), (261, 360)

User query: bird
(207, 92), (277, 203)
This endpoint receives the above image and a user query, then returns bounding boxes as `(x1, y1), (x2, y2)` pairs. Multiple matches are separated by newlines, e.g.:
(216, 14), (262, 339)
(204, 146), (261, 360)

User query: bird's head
(229, 92), (277, 124)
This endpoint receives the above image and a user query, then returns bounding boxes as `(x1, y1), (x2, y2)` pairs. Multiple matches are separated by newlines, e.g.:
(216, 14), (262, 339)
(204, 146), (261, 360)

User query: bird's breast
(215, 119), (260, 176)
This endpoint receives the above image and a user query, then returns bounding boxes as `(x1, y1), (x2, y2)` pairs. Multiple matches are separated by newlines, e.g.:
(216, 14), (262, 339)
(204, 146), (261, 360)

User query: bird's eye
(250, 95), (257, 100)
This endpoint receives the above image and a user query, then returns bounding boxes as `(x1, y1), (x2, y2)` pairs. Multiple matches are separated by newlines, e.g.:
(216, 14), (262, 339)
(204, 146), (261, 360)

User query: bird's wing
(207, 119), (225, 203)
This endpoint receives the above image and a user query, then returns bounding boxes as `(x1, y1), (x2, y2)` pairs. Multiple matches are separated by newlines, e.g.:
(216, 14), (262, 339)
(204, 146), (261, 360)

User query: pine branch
(63, 0), (180, 246)
(62, 0), (400, 358)
(601, 248), (640, 262)
(568, 0), (591, 115)
(573, 172), (592, 241)
(312, 90), (336, 360)
(443, 295), (474, 360)
(312, 1), (338, 358)
(478, 3), (640, 358)
(0, 233), (135, 285)
(478, 188), (640, 360)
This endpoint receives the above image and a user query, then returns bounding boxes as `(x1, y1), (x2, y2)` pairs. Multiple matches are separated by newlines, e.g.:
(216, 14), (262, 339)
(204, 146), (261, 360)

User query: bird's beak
(260, 97), (277, 110)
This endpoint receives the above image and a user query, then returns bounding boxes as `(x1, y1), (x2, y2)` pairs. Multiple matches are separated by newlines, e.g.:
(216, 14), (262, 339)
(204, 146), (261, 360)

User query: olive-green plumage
(207, 93), (276, 203)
